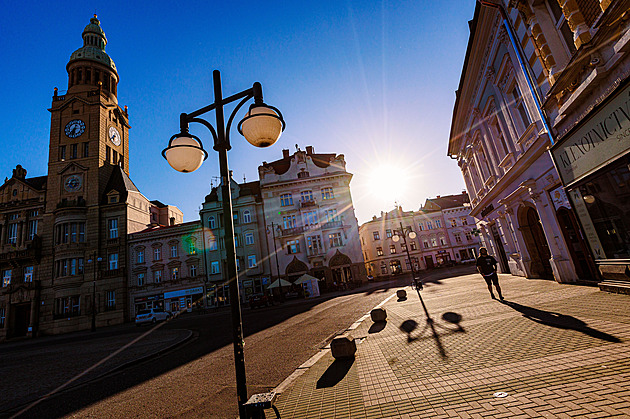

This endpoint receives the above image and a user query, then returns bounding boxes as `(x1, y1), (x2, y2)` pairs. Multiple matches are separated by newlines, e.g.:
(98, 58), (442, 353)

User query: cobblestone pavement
(270, 273), (630, 418)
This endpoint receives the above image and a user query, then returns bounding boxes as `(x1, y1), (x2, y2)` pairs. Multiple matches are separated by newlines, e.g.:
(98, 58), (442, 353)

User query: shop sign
(549, 186), (571, 211)
(134, 294), (162, 303)
(164, 286), (203, 299)
(552, 83), (630, 185)
(568, 189), (606, 259)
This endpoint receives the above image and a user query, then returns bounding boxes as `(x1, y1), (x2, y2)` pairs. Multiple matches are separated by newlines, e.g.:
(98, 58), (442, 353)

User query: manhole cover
(493, 392), (508, 398)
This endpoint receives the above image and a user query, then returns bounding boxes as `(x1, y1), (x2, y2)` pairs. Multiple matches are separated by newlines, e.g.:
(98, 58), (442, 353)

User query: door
(490, 224), (510, 273)
(11, 303), (31, 338)
(424, 255), (434, 269)
(520, 207), (554, 279)
(557, 207), (599, 280)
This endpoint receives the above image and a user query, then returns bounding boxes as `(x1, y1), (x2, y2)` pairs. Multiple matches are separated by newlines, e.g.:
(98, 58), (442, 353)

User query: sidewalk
(268, 272), (630, 418)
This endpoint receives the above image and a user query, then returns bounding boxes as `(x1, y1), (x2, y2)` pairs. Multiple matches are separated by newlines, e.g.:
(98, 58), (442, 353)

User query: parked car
(135, 308), (172, 326)
(249, 294), (271, 309)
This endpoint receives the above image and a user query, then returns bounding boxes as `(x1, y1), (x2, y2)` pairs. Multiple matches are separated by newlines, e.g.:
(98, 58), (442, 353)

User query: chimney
(306, 146), (314, 154)
(436, 195), (441, 198)
(282, 149), (290, 159)
(372, 215), (377, 221)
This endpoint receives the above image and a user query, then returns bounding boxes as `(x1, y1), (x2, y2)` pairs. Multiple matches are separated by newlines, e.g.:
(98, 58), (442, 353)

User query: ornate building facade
(0, 17), (178, 340)
(448, 0), (609, 284)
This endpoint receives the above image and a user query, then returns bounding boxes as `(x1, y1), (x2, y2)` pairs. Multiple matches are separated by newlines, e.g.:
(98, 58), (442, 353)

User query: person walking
(476, 247), (504, 300)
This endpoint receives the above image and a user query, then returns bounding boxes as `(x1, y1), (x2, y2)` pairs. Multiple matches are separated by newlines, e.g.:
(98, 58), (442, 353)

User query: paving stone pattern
(271, 273), (630, 418)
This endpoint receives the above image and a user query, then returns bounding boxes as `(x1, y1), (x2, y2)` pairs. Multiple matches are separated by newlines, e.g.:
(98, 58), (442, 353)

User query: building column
(529, 189), (578, 282)
(557, 0), (592, 49)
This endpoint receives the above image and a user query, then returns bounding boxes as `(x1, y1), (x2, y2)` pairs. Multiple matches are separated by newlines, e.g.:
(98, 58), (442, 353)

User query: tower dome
(67, 15), (117, 74)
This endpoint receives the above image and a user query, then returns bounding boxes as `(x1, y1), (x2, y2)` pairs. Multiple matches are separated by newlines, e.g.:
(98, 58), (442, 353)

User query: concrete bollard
(370, 308), (387, 322)
(397, 289), (407, 299)
(330, 334), (357, 359)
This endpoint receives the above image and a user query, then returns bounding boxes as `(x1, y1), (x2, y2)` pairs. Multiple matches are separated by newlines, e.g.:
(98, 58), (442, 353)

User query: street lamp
(87, 252), (102, 332)
(266, 222), (283, 302)
(162, 70), (285, 418)
(391, 222), (421, 290)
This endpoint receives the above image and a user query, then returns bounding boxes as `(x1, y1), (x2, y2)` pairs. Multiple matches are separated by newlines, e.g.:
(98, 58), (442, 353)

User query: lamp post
(87, 252), (102, 332)
(162, 70), (285, 418)
(266, 222), (283, 302)
(391, 222), (420, 290)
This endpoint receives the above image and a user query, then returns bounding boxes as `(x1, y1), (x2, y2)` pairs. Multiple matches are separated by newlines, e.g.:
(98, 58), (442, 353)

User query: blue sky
(1, 0), (475, 224)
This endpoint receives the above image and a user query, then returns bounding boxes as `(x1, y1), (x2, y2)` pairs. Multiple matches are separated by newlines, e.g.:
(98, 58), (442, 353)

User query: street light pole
(162, 70), (285, 418)
(267, 221), (283, 301)
(392, 222), (420, 289)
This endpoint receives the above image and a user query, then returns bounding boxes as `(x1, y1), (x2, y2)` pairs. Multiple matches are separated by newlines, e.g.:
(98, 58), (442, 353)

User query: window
(208, 216), (216, 229)
(376, 247), (384, 256)
(245, 232), (254, 245)
(386, 229), (392, 238)
(427, 221), (433, 230)
(171, 267), (179, 280)
(440, 236), (447, 246)
(24, 266), (33, 282)
(431, 238), (438, 247)
(380, 263), (388, 274)
(546, 0), (577, 55)
(287, 240), (300, 254)
(410, 241), (417, 251)
(70, 143), (78, 159)
(211, 261), (220, 274)
(154, 270), (162, 283)
(55, 222), (86, 244)
(106, 291), (116, 309)
(109, 253), (118, 270)
(137, 250), (144, 263)
(55, 295), (80, 317)
(283, 215), (297, 229)
(83, 142), (89, 157)
(509, 83), (531, 133)
(418, 223), (424, 231)
(248, 255), (257, 268)
(154, 247), (161, 261)
(373, 231), (380, 240)
(28, 219), (38, 240)
(280, 194), (293, 207)
(329, 233), (343, 247)
(188, 239), (197, 254)
(321, 187), (334, 200)
(7, 223), (18, 244)
(455, 234), (462, 243)
(190, 264), (197, 277)
(138, 273), (145, 286)
(301, 190), (313, 202)
(208, 239), (218, 251)
(465, 231), (472, 241)
(297, 171), (310, 178)
(54, 258), (84, 277)
(362, 237), (366, 245)
(435, 219), (442, 228)
(304, 211), (318, 226)
(390, 244), (396, 254)
(451, 219), (457, 227)
(170, 245), (178, 258)
(236, 258), (241, 271)
(307, 235), (323, 255)
(234, 234), (239, 248)
(108, 218), (118, 239)
(324, 209), (338, 223)
(0, 307), (4, 328)
(461, 218), (468, 226)
(2, 270), (11, 287)
(60, 145), (66, 161)
(401, 242), (407, 251)
(233, 212), (239, 225)
(242, 210), (252, 223)
(423, 240), (430, 248)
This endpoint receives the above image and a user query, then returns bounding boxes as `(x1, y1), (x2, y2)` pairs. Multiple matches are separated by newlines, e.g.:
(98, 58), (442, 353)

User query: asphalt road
(10, 267), (474, 418)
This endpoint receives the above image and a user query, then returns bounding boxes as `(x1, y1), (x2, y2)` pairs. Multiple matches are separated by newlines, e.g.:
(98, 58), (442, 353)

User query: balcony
(300, 199), (318, 208)
(321, 220), (343, 230)
(279, 226), (305, 237)
(56, 198), (86, 209)
(0, 237), (42, 262)
(102, 267), (123, 278)
(307, 249), (325, 258)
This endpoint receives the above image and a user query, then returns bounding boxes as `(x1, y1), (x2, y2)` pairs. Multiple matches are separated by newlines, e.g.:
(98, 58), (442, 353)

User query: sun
(368, 163), (408, 204)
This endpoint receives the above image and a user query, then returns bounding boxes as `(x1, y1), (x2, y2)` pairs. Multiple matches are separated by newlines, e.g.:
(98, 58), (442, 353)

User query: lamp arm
(188, 117), (219, 146)
(224, 93), (254, 146)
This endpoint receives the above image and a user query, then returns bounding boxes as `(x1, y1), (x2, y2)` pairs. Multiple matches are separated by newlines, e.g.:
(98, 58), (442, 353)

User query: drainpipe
(478, 0), (554, 144)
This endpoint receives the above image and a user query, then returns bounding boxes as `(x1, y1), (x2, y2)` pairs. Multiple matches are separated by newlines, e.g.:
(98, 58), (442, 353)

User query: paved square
(271, 273), (630, 418)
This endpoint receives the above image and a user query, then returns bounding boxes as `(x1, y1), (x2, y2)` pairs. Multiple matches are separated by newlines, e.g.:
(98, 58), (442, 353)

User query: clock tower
(39, 16), (140, 334)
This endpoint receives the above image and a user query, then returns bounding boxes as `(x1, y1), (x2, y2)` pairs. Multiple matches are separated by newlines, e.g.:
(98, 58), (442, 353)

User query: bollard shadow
(503, 301), (621, 343)
(369, 321), (387, 334)
(316, 358), (355, 388)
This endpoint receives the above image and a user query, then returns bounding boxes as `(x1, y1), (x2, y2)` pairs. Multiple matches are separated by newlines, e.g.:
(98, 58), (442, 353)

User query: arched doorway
(286, 256), (308, 283)
(556, 207), (598, 280)
(519, 206), (554, 279)
(329, 250), (353, 288)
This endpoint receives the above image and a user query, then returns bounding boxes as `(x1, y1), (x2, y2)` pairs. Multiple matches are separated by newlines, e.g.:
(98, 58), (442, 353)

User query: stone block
(330, 334), (356, 359)
(370, 308), (387, 322)
(397, 289), (407, 299)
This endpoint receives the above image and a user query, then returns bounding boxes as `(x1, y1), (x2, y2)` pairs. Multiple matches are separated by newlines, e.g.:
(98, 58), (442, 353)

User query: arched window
(208, 216), (215, 229)
(242, 210), (251, 223)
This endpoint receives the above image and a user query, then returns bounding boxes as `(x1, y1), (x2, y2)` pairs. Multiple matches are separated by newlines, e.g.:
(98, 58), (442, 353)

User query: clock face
(109, 126), (121, 146)
(64, 175), (83, 192)
(65, 120), (85, 138)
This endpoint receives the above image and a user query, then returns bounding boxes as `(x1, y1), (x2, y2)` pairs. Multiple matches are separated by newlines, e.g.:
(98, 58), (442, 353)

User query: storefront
(551, 80), (630, 288)
(163, 286), (204, 314)
(133, 294), (163, 315)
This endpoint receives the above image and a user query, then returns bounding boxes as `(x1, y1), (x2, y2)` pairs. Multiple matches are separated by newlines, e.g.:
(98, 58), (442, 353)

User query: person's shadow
(503, 301), (621, 343)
